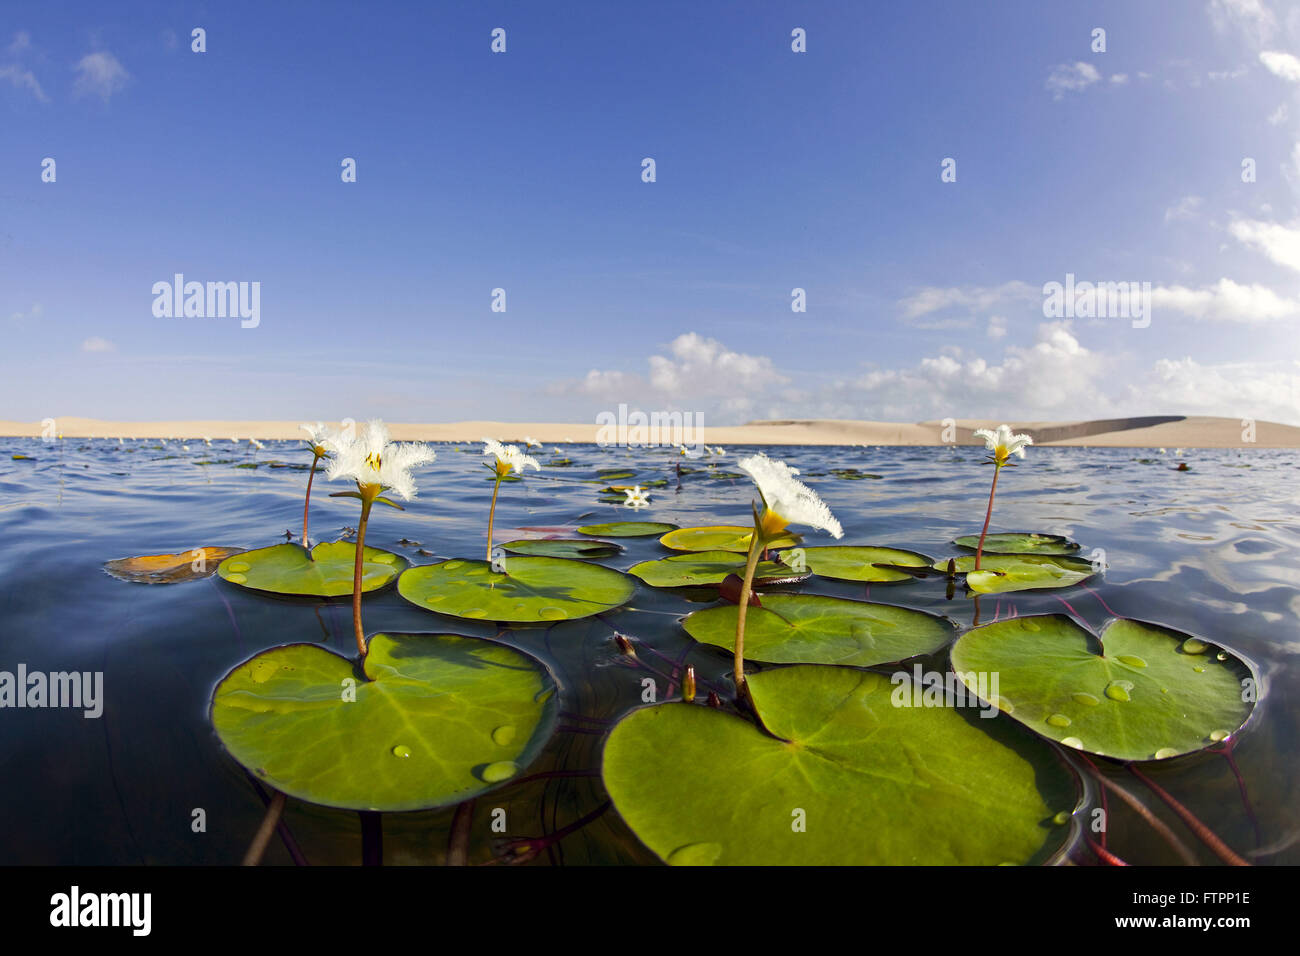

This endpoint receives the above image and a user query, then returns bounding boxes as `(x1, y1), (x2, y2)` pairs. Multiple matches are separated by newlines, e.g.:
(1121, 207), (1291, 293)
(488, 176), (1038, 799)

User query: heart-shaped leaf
(397, 556), (635, 622)
(210, 633), (558, 811)
(659, 525), (802, 554)
(683, 593), (955, 666)
(577, 521), (678, 538)
(628, 551), (811, 588)
(217, 542), (407, 597)
(775, 545), (932, 583)
(953, 532), (1081, 556)
(602, 665), (1079, 865)
(500, 538), (623, 560)
(933, 554), (1096, 594)
(105, 547), (245, 584)
(949, 615), (1256, 761)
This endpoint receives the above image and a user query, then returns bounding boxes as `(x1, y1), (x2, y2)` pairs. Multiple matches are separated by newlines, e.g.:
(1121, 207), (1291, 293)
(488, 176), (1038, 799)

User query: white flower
(300, 422), (336, 456)
(973, 424), (1033, 464)
(325, 419), (436, 501)
(482, 438), (540, 476)
(522, 436), (542, 449)
(250, 438), (265, 450)
(738, 454), (843, 538)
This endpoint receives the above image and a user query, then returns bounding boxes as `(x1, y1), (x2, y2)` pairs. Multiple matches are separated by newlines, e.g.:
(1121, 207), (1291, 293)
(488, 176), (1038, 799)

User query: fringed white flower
(973, 424), (1033, 466)
(482, 438), (540, 477)
(738, 453), (843, 538)
(300, 422), (336, 457)
(325, 419), (435, 501)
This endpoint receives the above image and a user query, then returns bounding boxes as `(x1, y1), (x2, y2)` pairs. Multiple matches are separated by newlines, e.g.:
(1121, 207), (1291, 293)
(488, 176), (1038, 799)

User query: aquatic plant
(482, 438), (540, 562)
(731, 454), (842, 695)
(324, 419), (435, 657)
(971, 425), (1033, 571)
(298, 422), (336, 545)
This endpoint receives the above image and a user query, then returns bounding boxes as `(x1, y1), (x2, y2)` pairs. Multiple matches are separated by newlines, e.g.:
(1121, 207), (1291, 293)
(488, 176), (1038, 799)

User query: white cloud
(987, 316), (1008, 339)
(1151, 277), (1300, 321)
(73, 51), (129, 102)
(81, 337), (116, 353)
(898, 280), (1035, 320)
(1207, 66), (1248, 80)
(1228, 217), (1300, 272)
(1110, 73), (1129, 84)
(8, 302), (43, 322)
(1259, 50), (1300, 81)
(0, 31), (46, 102)
(1165, 196), (1203, 222)
(1046, 62), (1102, 99)
(1210, 0), (1278, 45)
(1126, 356), (1300, 424)
(1269, 103), (1289, 124)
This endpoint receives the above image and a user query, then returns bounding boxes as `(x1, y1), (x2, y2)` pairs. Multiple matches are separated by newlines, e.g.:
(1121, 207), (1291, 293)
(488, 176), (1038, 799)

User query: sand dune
(1, 415), (1295, 448)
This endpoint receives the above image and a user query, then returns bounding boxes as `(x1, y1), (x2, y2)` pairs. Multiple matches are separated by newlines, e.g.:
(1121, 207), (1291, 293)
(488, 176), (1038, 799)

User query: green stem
(302, 453), (321, 546)
(974, 463), (1002, 572)
(733, 524), (767, 694)
(352, 496), (373, 659)
(486, 475), (503, 563)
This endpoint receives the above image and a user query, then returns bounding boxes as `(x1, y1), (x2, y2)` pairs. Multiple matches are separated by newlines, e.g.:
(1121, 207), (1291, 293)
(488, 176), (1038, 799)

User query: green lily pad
(603, 665), (1079, 865)
(210, 633), (558, 811)
(596, 469), (636, 480)
(949, 615), (1256, 761)
(216, 542), (407, 597)
(953, 532), (1081, 556)
(683, 593), (954, 666)
(829, 468), (883, 480)
(397, 556), (635, 623)
(500, 538), (623, 560)
(775, 545), (932, 583)
(577, 521), (679, 538)
(933, 554), (1096, 594)
(659, 525), (802, 554)
(628, 550), (811, 588)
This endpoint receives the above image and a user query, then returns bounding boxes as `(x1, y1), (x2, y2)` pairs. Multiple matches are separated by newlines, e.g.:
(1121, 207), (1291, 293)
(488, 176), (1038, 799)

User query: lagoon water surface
(1, 438), (1296, 864)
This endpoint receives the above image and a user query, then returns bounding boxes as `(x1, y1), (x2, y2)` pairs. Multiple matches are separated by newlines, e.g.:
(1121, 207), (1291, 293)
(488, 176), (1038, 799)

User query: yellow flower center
(365, 452), (382, 472)
(758, 508), (790, 540)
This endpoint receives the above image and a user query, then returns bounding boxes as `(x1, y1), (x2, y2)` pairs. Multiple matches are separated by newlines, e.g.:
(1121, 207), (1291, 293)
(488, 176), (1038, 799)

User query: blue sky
(3, 0), (1299, 425)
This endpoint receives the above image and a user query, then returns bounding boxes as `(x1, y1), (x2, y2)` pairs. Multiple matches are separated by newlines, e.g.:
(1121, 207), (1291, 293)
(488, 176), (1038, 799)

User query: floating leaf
(952, 532), (1081, 556)
(500, 538), (623, 560)
(398, 556), (635, 623)
(602, 665), (1079, 865)
(216, 542), (407, 597)
(949, 615), (1256, 761)
(933, 554), (1096, 594)
(577, 521), (678, 538)
(105, 547), (246, 584)
(829, 468), (882, 480)
(629, 551), (810, 588)
(211, 633), (557, 811)
(683, 593), (954, 666)
(596, 469), (636, 480)
(775, 545), (932, 583)
(660, 525), (802, 554)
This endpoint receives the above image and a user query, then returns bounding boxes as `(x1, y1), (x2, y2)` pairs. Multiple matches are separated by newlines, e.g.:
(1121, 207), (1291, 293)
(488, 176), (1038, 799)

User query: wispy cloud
(1259, 50), (1300, 82)
(0, 31), (47, 102)
(1229, 218), (1300, 272)
(73, 51), (129, 102)
(1046, 62), (1101, 99)
(81, 336), (116, 353)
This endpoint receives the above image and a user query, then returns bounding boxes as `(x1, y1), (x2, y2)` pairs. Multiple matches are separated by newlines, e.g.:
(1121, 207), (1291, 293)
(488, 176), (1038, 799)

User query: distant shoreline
(2, 415), (1296, 448)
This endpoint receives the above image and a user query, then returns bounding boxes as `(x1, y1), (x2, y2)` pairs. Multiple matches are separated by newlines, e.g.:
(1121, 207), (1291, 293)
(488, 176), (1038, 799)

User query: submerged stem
(974, 463), (1002, 572)
(242, 790), (286, 866)
(352, 496), (374, 659)
(1129, 764), (1251, 866)
(733, 524), (767, 695)
(486, 476), (503, 563)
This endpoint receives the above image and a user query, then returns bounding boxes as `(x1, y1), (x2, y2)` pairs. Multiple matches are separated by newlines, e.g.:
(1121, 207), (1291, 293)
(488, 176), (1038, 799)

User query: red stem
(974, 464), (1001, 572)
(352, 496), (373, 659)
(302, 453), (320, 546)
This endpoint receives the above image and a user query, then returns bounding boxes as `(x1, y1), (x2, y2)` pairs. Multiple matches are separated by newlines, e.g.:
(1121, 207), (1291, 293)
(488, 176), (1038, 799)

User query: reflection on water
(0, 438), (1297, 864)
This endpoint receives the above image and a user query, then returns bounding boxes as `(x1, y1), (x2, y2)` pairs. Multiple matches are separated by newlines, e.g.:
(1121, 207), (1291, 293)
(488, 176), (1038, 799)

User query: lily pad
(398, 556), (635, 623)
(105, 547), (246, 584)
(953, 532), (1081, 556)
(829, 468), (883, 480)
(949, 615), (1256, 761)
(776, 545), (932, 583)
(933, 554), (1096, 594)
(577, 520), (678, 538)
(596, 469), (636, 480)
(683, 593), (954, 666)
(500, 538), (623, 560)
(602, 665), (1079, 865)
(216, 542), (407, 597)
(210, 633), (558, 811)
(660, 525), (802, 554)
(628, 550), (811, 588)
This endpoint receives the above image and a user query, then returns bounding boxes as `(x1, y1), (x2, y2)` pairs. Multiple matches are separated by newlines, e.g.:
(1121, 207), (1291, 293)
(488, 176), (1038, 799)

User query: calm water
(1, 438), (1297, 865)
